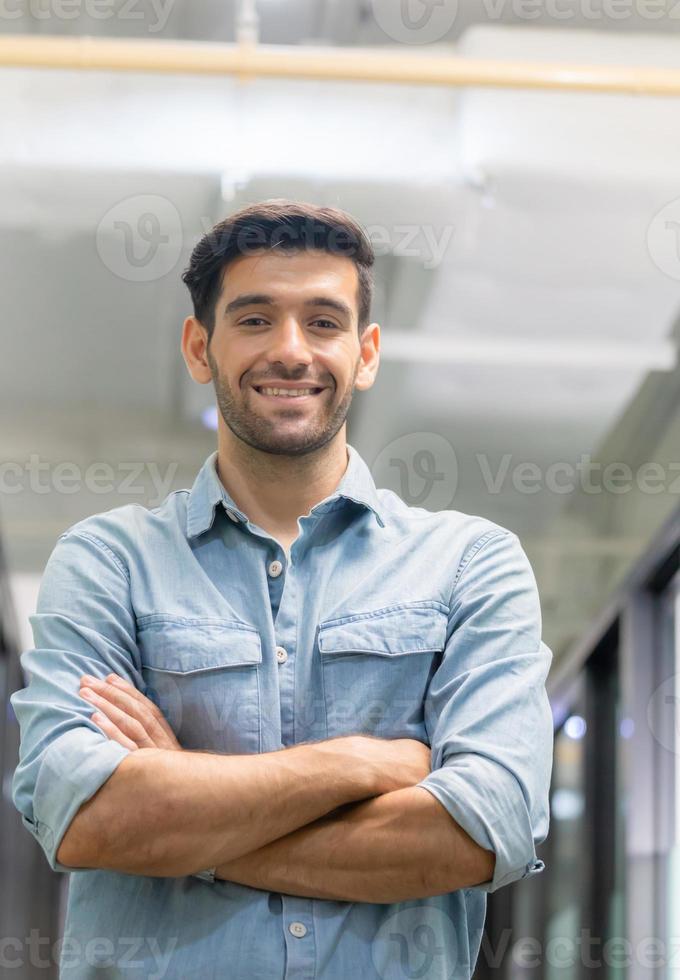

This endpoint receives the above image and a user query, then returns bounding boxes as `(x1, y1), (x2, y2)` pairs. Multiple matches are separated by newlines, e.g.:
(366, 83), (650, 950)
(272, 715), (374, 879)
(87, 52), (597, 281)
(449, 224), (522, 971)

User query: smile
(252, 386), (326, 402)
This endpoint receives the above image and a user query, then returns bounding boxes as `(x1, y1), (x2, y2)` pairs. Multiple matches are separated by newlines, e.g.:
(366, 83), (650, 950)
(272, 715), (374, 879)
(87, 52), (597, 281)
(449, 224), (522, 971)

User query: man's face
(191, 248), (378, 457)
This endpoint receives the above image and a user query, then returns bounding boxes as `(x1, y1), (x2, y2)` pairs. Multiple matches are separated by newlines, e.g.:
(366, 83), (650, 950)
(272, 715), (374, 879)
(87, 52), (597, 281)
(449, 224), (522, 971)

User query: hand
(346, 735), (432, 796)
(79, 673), (182, 752)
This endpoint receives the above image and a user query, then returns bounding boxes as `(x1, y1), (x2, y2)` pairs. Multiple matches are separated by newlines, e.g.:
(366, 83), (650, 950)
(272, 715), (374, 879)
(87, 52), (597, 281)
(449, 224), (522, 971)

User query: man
(11, 200), (553, 979)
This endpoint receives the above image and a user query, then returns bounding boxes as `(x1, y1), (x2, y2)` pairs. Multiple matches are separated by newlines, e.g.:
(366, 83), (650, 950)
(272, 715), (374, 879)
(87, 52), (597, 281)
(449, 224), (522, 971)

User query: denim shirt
(11, 444), (553, 980)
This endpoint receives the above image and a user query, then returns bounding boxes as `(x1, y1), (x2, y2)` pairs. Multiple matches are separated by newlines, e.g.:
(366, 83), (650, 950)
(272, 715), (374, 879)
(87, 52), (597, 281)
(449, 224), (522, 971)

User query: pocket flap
(138, 617), (262, 673)
(318, 603), (448, 657)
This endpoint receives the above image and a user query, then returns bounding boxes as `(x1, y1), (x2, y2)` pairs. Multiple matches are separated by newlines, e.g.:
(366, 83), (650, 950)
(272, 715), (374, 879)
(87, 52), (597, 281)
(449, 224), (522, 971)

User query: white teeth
(258, 387), (319, 398)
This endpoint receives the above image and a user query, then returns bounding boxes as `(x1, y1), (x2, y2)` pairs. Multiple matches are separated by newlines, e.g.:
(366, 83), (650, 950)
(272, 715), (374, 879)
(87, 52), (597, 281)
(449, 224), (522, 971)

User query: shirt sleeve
(10, 528), (138, 873)
(417, 528), (554, 894)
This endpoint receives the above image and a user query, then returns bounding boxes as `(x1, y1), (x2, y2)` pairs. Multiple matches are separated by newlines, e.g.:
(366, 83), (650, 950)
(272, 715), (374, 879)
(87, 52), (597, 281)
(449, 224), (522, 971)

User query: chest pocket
(317, 600), (448, 741)
(137, 616), (262, 755)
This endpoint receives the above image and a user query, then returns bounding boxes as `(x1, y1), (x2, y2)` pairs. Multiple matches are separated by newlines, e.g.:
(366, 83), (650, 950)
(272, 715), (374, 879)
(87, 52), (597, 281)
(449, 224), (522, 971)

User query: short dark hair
(181, 199), (375, 340)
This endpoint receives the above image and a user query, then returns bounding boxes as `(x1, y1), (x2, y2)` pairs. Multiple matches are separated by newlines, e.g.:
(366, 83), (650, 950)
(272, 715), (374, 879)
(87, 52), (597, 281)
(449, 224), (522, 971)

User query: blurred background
(1, 0), (680, 976)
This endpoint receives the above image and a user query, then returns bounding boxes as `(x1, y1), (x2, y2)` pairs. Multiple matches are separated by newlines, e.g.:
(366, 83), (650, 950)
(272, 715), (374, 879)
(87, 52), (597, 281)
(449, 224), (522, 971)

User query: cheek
(327, 349), (358, 384)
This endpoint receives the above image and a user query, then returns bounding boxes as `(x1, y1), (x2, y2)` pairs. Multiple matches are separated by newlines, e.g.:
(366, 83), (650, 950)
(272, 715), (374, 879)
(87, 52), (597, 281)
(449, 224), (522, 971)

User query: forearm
(214, 786), (496, 903)
(57, 738), (376, 876)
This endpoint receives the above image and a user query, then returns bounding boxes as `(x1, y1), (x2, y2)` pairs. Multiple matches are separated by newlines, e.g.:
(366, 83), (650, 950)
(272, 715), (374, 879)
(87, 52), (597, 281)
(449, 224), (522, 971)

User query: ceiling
(2, 4), (680, 660)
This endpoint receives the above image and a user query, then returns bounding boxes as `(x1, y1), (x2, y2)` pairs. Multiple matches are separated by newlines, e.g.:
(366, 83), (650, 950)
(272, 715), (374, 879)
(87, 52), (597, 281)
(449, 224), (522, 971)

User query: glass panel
(665, 573), (680, 977)
(608, 689), (627, 980)
(544, 714), (587, 980)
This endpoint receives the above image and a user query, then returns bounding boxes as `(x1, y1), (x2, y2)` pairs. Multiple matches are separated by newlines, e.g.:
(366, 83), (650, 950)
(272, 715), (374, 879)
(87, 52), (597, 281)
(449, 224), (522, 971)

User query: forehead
(218, 249), (360, 308)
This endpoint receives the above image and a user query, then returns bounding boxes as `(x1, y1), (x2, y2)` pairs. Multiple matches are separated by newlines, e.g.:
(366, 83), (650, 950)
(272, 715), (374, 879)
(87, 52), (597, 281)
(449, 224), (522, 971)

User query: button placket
(275, 646), (288, 665)
(281, 896), (315, 978)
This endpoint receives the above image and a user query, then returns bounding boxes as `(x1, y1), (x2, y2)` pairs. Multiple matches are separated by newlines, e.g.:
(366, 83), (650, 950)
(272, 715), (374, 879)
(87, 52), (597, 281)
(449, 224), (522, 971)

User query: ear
(354, 323), (380, 392)
(181, 315), (213, 385)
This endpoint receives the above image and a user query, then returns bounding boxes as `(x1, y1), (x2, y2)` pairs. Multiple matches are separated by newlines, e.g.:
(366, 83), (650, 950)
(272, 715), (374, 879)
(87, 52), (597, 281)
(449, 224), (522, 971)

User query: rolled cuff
(28, 726), (132, 873)
(418, 756), (546, 894)
(192, 868), (217, 884)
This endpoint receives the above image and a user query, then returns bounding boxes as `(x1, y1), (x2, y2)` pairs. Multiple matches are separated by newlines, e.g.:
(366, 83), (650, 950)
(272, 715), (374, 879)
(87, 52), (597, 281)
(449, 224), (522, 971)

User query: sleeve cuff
(30, 726), (132, 873)
(192, 868), (217, 884)
(418, 757), (546, 894)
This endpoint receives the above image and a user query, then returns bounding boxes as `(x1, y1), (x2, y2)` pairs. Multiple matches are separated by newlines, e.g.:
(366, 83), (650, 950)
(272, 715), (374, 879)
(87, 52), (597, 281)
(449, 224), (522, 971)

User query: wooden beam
(1, 35), (680, 96)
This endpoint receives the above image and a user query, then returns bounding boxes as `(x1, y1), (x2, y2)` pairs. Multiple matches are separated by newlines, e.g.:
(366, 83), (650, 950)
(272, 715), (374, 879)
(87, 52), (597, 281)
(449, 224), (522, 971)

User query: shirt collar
(186, 444), (387, 540)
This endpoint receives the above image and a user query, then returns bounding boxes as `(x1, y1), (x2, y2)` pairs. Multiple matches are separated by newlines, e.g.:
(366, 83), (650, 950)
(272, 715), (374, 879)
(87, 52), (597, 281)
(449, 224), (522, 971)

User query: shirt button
(268, 560), (283, 578)
(225, 509), (240, 523)
(275, 647), (288, 665)
(289, 922), (307, 938)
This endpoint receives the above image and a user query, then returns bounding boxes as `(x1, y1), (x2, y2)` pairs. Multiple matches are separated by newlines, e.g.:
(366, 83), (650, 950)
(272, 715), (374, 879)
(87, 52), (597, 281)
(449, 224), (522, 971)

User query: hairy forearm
(57, 738), (377, 876)
(214, 786), (496, 903)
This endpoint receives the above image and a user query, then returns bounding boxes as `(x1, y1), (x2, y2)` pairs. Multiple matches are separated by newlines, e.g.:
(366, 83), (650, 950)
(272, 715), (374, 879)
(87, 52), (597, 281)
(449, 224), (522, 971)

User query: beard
(207, 350), (360, 458)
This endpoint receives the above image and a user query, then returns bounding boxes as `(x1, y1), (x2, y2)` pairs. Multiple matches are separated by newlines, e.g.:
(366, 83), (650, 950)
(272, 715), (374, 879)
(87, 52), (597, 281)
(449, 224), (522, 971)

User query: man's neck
(214, 432), (350, 540)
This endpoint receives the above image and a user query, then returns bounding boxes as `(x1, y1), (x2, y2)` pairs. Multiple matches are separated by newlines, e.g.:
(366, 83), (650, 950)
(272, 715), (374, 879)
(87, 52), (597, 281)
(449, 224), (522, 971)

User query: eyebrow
(224, 293), (353, 320)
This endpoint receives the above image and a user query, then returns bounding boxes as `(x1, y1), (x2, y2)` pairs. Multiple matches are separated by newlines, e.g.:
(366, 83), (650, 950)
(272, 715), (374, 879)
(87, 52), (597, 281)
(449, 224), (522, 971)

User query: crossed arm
(211, 786), (494, 902)
(68, 672), (495, 903)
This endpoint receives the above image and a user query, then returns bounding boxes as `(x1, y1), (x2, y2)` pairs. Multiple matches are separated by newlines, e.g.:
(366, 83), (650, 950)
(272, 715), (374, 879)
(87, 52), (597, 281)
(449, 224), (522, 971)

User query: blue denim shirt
(11, 444), (553, 980)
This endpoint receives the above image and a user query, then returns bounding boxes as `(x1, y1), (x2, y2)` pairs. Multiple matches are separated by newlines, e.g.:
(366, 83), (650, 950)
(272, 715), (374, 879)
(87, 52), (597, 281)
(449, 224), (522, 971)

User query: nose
(265, 316), (314, 369)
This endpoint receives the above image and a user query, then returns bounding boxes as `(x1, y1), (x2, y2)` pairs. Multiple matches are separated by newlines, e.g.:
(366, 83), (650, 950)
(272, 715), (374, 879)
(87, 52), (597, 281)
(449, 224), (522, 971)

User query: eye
(312, 319), (339, 330)
(240, 317), (269, 327)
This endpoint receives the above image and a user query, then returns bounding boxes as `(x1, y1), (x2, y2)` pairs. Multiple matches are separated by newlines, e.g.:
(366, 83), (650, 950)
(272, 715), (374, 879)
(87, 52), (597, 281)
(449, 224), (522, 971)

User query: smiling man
(11, 200), (553, 980)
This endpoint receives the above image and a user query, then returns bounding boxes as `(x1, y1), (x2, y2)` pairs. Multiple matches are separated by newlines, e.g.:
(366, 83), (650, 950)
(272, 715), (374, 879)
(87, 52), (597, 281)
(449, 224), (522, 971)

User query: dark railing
(0, 520), (63, 980)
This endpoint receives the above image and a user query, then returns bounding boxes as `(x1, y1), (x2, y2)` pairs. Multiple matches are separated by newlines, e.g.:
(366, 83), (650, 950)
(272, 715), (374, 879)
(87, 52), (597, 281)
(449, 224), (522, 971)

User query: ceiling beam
(4, 35), (680, 96)
(380, 333), (678, 370)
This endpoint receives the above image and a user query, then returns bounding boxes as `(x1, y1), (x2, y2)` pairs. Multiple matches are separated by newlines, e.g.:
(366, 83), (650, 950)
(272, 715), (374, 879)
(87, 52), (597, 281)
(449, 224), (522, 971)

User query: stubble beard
(207, 350), (360, 458)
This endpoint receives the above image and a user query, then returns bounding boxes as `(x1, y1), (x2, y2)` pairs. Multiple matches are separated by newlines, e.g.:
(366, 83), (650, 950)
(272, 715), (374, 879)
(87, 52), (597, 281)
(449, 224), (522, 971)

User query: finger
(90, 710), (139, 752)
(79, 677), (177, 749)
(80, 688), (158, 749)
(83, 674), (179, 748)
(104, 675), (180, 745)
